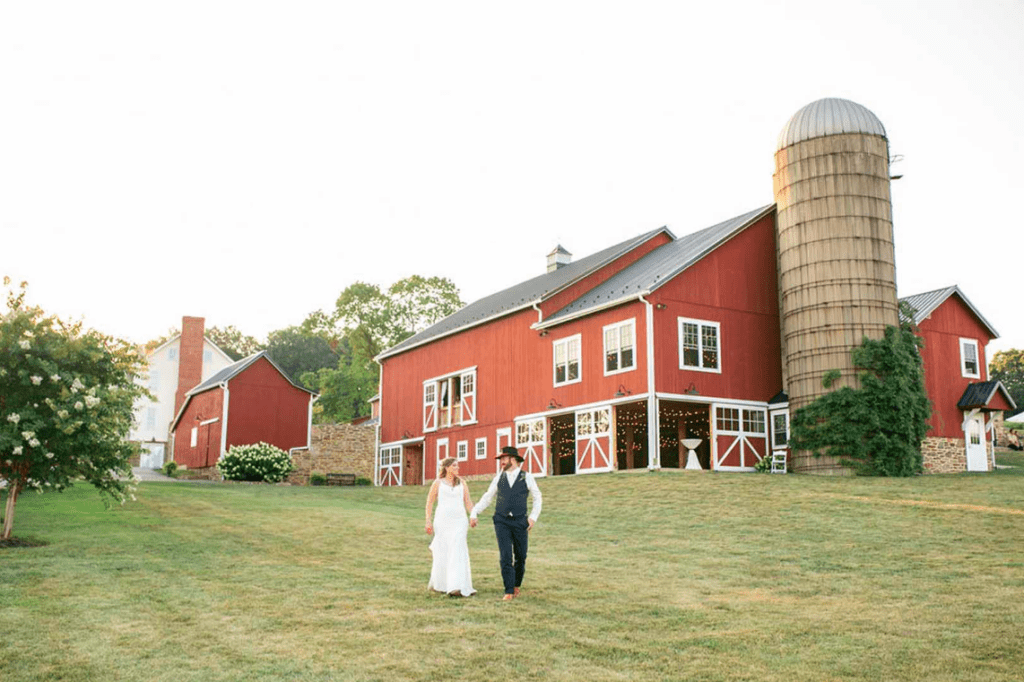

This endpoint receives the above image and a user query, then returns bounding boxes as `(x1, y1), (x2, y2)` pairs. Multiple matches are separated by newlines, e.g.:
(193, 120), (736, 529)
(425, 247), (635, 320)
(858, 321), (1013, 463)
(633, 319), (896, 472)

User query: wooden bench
(325, 473), (357, 486)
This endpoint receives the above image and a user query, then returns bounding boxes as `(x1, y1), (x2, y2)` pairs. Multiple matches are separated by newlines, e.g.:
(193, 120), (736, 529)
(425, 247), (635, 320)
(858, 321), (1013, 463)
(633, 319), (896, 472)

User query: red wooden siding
(225, 357), (311, 452)
(916, 296), (997, 439)
(651, 213), (782, 401)
(173, 389), (224, 469)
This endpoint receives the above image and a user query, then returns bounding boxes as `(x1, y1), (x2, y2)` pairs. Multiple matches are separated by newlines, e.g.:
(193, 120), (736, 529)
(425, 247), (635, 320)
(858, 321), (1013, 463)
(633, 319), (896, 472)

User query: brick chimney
(174, 316), (205, 416)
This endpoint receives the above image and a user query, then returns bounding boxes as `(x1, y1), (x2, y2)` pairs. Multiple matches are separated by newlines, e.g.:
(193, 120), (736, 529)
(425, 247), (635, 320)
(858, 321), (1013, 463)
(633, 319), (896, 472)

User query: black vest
(494, 470), (528, 519)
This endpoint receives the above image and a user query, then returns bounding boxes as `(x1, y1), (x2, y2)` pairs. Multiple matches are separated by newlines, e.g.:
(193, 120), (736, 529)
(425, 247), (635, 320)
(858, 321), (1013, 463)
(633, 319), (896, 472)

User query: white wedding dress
(428, 481), (476, 596)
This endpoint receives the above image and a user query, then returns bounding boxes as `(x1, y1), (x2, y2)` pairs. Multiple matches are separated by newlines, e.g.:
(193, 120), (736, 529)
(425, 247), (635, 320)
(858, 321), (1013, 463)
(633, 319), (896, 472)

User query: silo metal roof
(777, 98), (886, 150)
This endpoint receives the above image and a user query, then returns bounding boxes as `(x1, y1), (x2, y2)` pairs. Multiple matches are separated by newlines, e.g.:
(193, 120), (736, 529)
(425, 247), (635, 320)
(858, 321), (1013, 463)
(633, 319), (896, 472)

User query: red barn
(901, 287), (1015, 472)
(170, 352), (317, 470)
(373, 98), (1013, 484)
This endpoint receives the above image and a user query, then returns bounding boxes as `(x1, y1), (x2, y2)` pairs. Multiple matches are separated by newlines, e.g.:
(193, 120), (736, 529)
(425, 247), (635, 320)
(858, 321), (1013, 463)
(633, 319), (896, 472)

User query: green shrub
(161, 461), (178, 477)
(309, 472), (327, 486)
(355, 477), (371, 486)
(754, 455), (772, 473)
(217, 442), (294, 483)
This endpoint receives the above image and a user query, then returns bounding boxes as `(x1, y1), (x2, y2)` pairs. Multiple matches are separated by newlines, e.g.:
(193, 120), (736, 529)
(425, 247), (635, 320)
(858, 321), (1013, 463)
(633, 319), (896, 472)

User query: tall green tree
(990, 349), (1024, 418)
(789, 316), (931, 476)
(265, 326), (339, 386)
(144, 324), (264, 361)
(304, 276), (463, 422)
(1, 278), (150, 539)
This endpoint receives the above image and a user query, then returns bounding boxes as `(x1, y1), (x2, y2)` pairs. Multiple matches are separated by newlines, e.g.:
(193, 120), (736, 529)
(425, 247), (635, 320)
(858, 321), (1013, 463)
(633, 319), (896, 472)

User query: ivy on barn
(789, 305), (931, 476)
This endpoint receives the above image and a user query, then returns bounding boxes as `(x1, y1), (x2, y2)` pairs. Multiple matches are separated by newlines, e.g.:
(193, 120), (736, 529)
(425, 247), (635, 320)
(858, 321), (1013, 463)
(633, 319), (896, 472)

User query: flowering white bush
(1, 277), (149, 539)
(217, 442), (294, 483)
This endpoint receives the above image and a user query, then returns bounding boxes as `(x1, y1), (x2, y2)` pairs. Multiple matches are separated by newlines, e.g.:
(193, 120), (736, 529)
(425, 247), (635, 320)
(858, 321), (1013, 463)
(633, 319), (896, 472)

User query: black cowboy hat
(497, 445), (524, 462)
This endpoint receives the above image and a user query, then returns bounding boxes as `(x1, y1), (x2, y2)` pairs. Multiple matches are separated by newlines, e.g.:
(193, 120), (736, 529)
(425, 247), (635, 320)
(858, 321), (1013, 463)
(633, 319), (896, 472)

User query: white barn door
(515, 418), (548, 476)
(575, 407), (613, 474)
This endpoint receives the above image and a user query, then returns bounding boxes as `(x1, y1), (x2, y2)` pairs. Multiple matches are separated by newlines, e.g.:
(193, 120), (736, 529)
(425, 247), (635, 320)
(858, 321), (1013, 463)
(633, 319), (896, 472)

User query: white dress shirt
(470, 466), (542, 522)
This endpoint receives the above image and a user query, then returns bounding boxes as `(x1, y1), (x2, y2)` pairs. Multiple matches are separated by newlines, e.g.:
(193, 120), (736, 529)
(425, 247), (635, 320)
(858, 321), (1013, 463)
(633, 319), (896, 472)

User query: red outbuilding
(170, 352), (317, 470)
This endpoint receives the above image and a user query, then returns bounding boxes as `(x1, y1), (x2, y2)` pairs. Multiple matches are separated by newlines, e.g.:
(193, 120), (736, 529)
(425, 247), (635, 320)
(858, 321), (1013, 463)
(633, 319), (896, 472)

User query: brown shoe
(513, 588), (521, 597)
(502, 594), (514, 601)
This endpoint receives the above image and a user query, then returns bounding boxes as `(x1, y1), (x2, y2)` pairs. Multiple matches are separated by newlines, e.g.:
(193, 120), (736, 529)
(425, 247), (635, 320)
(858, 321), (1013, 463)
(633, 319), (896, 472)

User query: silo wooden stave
(773, 99), (899, 474)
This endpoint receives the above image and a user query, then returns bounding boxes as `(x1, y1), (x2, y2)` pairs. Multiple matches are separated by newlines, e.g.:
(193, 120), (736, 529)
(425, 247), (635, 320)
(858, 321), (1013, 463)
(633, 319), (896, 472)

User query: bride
(424, 457), (476, 597)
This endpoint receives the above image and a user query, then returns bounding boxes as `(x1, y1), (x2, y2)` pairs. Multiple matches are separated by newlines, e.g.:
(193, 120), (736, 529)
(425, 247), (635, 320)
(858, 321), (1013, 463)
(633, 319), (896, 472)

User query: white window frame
(603, 318), (637, 376)
(456, 440), (468, 462)
(436, 438), (449, 474)
(422, 367), (478, 432)
(190, 427), (198, 448)
(960, 338), (981, 379)
(771, 411), (790, 450)
(678, 317), (722, 373)
(553, 334), (582, 387)
(475, 437), (487, 460)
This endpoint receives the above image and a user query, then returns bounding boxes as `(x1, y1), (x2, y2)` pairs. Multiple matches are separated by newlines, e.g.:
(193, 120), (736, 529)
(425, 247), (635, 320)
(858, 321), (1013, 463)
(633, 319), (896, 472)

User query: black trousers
(493, 516), (529, 594)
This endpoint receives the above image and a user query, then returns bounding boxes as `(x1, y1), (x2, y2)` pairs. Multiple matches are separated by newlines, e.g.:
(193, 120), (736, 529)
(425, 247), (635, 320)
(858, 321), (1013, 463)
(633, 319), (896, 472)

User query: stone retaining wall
(286, 422), (376, 485)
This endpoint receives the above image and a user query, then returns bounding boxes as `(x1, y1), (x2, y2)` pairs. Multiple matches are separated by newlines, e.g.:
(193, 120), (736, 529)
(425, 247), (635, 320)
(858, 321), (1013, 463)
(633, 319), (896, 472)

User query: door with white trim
(496, 427), (512, 474)
(965, 415), (988, 472)
(575, 406), (613, 474)
(378, 445), (402, 486)
(515, 418), (548, 476)
(713, 405), (767, 470)
(435, 438), (449, 478)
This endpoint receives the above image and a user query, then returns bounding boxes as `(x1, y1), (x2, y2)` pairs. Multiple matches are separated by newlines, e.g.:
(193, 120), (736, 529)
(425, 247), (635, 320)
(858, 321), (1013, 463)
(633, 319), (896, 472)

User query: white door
(965, 417), (988, 472)
(140, 443), (165, 469)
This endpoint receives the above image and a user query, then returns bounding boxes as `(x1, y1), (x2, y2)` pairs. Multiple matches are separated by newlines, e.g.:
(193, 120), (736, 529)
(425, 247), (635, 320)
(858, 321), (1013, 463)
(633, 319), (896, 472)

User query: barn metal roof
(377, 226), (674, 360)
(777, 98), (886, 150)
(957, 381), (1017, 411)
(899, 285), (999, 337)
(539, 205), (775, 326)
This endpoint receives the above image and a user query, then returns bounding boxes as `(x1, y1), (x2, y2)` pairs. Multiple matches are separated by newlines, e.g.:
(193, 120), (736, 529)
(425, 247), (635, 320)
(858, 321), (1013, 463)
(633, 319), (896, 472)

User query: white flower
(30, 375), (43, 385)
(19, 340), (30, 350)
(85, 395), (101, 408)
(71, 378), (85, 392)
(21, 431), (35, 440)
(6, 413), (20, 424)
(74, 401), (84, 411)
(11, 447), (21, 455)
(23, 330), (34, 338)
(51, 374), (61, 382)
(45, 452), (54, 459)
(29, 438), (40, 448)
(57, 410), (69, 419)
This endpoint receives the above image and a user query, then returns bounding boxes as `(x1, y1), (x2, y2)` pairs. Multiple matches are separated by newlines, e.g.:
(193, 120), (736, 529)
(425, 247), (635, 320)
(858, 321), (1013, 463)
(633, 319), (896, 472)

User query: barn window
(553, 335), (582, 386)
(772, 412), (789, 449)
(475, 437), (487, 460)
(423, 367), (478, 432)
(604, 319), (636, 375)
(456, 441), (468, 461)
(960, 339), (980, 378)
(678, 318), (721, 372)
(190, 427), (198, 447)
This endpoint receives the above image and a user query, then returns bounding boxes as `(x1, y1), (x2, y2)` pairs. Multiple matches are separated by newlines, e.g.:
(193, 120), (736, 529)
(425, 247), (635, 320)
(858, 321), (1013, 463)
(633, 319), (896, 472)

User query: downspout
(532, 301), (543, 325)
(638, 294), (659, 470)
(219, 382), (229, 461)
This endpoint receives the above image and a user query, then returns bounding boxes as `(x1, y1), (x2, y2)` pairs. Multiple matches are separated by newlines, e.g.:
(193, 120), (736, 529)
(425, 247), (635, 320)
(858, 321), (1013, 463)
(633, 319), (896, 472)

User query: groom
(470, 446), (543, 601)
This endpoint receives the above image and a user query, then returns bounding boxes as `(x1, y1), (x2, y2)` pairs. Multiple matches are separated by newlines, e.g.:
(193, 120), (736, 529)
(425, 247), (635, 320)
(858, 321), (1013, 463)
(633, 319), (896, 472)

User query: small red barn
(902, 286), (1015, 472)
(170, 352), (317, 470)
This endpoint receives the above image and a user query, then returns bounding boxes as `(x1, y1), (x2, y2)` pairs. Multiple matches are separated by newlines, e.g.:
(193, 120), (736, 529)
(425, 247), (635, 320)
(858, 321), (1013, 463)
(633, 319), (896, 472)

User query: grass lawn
(2, 458), (1023, 682)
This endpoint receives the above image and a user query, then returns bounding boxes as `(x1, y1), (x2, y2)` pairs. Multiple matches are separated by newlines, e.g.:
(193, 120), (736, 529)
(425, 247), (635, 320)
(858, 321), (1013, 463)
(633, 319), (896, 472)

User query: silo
(773, 98), (899, 474)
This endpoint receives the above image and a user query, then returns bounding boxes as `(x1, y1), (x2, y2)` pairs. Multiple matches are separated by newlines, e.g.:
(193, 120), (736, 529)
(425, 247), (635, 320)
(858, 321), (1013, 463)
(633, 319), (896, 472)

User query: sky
(2, 1), (1022, 358)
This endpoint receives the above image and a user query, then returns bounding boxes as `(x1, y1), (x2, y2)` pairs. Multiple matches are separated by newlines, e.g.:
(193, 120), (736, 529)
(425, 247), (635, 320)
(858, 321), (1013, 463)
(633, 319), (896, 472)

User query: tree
(305, 276), (464, 422)
(789, 314), (931, 476)
(990, 349), (1024, 418)
(265, 326), (339, 386)
(1, 278), (150, 539)
(144, 324), (264, 361)
(206, 326), (264, 361)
